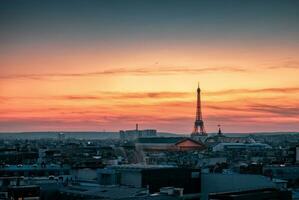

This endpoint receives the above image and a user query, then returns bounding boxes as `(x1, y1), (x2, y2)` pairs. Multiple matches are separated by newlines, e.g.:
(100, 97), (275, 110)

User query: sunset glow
(1, 0), (299, 133)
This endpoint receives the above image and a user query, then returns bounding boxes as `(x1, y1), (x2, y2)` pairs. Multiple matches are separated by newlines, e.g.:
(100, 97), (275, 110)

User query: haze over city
(1, 0), (299, 133)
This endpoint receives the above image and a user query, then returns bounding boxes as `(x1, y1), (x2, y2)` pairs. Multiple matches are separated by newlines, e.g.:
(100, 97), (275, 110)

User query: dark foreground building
(140, 167), (200, 193)
(209, 188), (291, 200)
(7, 185), (40, 200)
(98, 165), (201, 194)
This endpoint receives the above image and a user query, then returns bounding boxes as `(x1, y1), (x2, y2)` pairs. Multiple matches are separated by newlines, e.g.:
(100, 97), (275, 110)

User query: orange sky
(0, 0), (299, 133)
(1, 43), (299, 133)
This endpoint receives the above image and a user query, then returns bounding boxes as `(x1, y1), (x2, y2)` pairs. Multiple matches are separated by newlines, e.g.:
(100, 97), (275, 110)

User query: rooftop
(136, 137), (186, 144)
(0, 164), (70, 171)
(110, 164), (177, 170)
(60, 184), (148, 199)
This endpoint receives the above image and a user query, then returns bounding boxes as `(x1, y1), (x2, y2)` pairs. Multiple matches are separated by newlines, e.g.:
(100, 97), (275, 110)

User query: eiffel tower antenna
(191, 83), (207, 136)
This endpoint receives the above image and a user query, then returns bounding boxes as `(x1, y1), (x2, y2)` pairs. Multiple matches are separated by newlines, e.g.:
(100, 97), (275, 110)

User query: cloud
(267, 60), (299, 70)
(61, 92), (191, 100)
(249, 104), (299, 116)
(106, 91), (191, 99)
(0, 66), (246, 80)
(1, 109), (298, 133)
(1, 85), (299, 132)
(4, 86), (298, 102)
(206, 87), (299, 96)
(57, 95), (104, 100)
(0, 96), (10, 103)
(1, 91), (192, 101)
(1, 98), (299, 132)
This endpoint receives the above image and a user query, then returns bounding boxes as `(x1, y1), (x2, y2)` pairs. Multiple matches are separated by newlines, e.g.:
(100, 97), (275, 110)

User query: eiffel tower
(191, 84), (207, 136)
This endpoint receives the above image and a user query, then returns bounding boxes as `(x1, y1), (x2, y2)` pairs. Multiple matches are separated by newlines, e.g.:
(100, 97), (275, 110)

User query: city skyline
(1, 0), (299, 133)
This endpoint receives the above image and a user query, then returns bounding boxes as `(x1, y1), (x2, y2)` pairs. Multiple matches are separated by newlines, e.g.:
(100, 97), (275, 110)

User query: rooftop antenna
(217, 124), (222, 136)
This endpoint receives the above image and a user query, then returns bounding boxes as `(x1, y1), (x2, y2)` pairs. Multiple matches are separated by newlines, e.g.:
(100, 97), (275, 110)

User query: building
(120, 124), (157, 141)
(59, 183), (149, 199)
(201, 173), (291, 200)
(205, 135), (256, 145)
(135, 137), (206, 152)
(57, 132), (65, 140)
(7, 185), (40, 200)
(97, 164), (201, 194)
(263, 165), (299, 181)
(209, 188), (291, 200)
(0, 164), (70, 179)
(212, 142), (272, 152)
(0, 148), (38, 165)
(283, 146), (297, 164)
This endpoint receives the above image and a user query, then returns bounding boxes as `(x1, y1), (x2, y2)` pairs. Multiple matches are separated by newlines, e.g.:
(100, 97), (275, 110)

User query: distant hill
(0, 132), (119, 140)
(0, 131), (298, 140)
(222, 132), (299, 137)
(0, 131), (180, 140)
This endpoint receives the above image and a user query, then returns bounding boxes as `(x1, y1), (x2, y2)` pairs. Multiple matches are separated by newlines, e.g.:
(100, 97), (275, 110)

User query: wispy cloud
(0, 66), (246, 80)
(249, 104), (299, 116)
(267, 60), (299, 70)
(1, 91), (192, 101)
(2, 59), (298, 81)
(1, 86), (299, 132)
(2, 96), (298, 119)
(208, 102), (299, 115)
(3, 86), (298, 102)
(61, 92), (191, 100)
(206, 87), (299, 96)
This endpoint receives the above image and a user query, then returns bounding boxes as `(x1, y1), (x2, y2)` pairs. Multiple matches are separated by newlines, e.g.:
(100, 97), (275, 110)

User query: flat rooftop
(60, 184), (148, 199)
(0, 164), (70, 171)
(110, 164), (177, 170)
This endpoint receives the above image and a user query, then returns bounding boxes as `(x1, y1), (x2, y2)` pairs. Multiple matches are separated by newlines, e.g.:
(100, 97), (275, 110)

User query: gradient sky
(0, 0), (299, 133)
